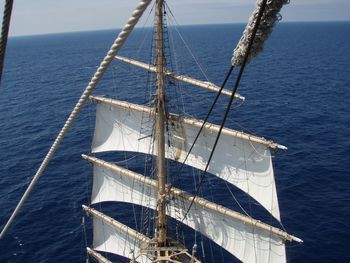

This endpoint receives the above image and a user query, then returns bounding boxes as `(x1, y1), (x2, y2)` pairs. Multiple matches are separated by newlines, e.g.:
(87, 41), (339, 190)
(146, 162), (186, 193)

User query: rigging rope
(165, 2), (211, 82)
(181, 0), (269, 223)
(0, 0), (14, 86)
(81, 216), (89, 261)
(177, 65), (234, 173)
(0, 0), (152, 240)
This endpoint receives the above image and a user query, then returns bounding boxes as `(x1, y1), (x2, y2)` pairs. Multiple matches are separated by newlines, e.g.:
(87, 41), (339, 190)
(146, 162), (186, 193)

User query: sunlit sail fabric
(89, 160), (287, 263)
(91, 163), (157, 207)
(91, 209), (151, 263)
(92, 97), (281, 220)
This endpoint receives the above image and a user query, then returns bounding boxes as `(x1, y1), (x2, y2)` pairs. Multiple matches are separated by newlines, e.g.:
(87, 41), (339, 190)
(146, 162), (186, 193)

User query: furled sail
(114, 55), (245, 100)
(83, 205), (151, 263)
(91, 96), (284, 220)
(232, 0), (290, 66)
(83, 155), (295, 263)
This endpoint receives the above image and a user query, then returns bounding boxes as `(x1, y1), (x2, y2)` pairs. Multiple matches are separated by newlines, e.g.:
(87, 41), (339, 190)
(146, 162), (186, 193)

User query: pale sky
(2, 0), (350, 36)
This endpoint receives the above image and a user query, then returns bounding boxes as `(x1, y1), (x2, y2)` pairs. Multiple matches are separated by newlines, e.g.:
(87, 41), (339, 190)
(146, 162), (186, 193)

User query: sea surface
(0, 22), (349, 262)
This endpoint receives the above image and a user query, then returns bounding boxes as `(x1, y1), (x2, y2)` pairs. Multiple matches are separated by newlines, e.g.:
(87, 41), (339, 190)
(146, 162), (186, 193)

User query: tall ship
(1, 0), (302, 262)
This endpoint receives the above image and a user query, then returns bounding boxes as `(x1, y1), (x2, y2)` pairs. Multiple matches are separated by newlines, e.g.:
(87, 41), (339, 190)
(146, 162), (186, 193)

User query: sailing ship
(80, 0), (302, 262)
(1, 0), (302, 262)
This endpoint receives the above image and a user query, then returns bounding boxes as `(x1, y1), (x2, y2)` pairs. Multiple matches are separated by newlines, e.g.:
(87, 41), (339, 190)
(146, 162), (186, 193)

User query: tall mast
(155, 0), (167, 247)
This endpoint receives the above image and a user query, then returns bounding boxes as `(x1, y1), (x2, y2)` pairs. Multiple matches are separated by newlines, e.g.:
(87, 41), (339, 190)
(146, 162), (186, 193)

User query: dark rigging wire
(176, 65), (234, 173)
(0, 0), (14, 86)
(164, 1), (234, 178)
(181, 0), (269, 222)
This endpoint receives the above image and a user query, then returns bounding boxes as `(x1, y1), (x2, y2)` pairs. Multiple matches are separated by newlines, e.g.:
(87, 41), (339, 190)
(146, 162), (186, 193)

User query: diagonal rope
(165, 2), (210, 82)
(176, 65), (234, 172)
(0, 0), (152, 239)
(0, 0), (14, 86)
(163, 2), (237, 183)
(181, 0), (269, 223)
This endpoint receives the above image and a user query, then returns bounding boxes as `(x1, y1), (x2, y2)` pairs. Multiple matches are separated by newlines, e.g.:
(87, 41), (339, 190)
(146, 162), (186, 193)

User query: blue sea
(0, 22), (349, 262)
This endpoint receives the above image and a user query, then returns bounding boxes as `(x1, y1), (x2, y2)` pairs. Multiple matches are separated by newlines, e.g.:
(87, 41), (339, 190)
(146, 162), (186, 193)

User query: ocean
(0, 22), (349, 262)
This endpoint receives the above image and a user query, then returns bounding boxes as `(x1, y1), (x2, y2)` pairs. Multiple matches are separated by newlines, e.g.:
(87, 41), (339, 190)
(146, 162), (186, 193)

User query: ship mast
(155, 0), (167, 249)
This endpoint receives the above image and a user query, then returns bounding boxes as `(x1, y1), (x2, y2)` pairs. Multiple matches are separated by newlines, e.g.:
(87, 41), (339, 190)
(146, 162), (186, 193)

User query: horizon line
(10, 19), (350, 38)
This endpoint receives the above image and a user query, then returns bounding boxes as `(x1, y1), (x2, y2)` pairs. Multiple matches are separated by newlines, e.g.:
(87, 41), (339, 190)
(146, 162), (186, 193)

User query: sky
(2, 0), (350, 36)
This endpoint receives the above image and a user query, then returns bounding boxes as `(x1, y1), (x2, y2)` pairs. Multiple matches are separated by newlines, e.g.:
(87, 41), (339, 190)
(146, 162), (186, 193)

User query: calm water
(0, 22), (349, 262)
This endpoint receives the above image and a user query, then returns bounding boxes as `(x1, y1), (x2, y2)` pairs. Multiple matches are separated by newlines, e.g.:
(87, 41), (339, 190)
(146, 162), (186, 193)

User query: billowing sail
(91, 158), (157, 208)
(84, 155), (296, 263)
(91, 96), (283, 220)
(83, 205), (151, 263)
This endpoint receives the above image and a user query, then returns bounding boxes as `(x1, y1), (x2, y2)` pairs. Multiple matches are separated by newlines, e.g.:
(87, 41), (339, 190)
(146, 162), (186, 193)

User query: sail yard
(0, 0), (302, 262)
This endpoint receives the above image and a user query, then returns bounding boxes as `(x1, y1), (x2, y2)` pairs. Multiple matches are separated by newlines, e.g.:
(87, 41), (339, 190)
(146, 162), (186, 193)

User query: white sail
(83, 205), (151, 263)
(91, 96), (283, 220)
(84, 156), (293, 263)
(91, 160), (157, 208)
